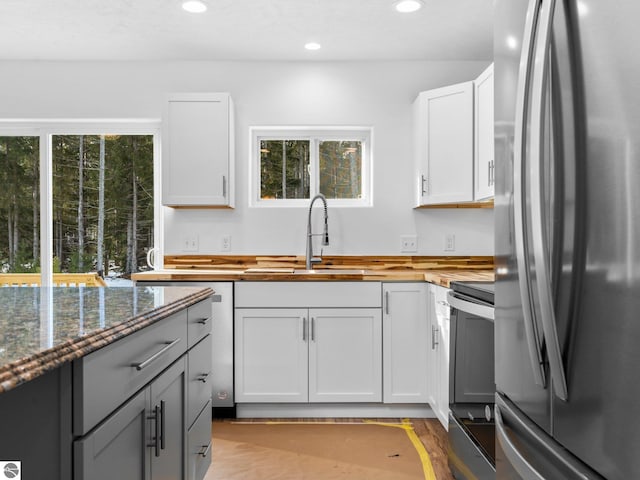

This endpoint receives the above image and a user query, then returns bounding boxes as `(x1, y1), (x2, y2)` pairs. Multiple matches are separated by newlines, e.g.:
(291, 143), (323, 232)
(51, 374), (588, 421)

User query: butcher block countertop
(132, 255), (495, 287)
(0, 286), (212, 393)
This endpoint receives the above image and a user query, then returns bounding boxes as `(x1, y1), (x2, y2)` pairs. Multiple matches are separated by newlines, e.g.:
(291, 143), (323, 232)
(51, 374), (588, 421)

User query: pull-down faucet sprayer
(305, 193), (329, 270)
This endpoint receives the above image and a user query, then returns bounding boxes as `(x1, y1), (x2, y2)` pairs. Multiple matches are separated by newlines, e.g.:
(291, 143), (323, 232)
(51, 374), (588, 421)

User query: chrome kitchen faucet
(305, 193), (329, 270)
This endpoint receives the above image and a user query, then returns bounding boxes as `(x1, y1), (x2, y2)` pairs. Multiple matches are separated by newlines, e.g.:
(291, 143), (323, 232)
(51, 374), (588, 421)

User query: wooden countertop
(132, 255), (495, 287)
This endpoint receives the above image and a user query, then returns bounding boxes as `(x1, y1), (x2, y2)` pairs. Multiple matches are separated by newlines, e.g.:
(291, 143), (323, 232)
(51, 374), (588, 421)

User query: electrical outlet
(400, 235), (418, 253)
(221, 234), (231, 252)
(445, 233), (456, 252)
(181, 234), (199, 252)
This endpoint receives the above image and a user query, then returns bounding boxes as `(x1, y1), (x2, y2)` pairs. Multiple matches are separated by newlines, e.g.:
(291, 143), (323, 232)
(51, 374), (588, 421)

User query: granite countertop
(0, 286), (213, 393)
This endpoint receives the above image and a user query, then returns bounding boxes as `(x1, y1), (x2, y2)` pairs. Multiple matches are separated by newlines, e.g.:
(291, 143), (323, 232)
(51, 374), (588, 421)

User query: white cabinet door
(382, 283), (429, 403)
(234, 308), (308, 403)
(162, 93), (234, 207)
(308, 308), (382, 402)
(474, 64), (495, 200)
(426, 286), (439, 412)
(427, 284), (452, 430)
(433, 285), (451, 429)
(414, 82), (474, 206)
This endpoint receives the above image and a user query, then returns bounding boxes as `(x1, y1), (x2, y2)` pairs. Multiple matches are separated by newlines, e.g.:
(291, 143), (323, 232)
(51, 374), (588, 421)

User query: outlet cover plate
(400, 235), (418, 253)
(181, 234), (199, 252)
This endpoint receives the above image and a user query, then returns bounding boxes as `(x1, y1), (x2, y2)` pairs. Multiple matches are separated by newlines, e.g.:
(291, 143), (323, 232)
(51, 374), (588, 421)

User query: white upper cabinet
(474, 64), (495, 200)
(414, 63), (495, 206)
(414, 81), (474, 206)
(162, 93), (234, 207)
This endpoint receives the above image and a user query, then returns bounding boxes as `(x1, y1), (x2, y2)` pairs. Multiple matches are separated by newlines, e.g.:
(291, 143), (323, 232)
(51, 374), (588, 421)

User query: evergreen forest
(0, 135), (154, 277)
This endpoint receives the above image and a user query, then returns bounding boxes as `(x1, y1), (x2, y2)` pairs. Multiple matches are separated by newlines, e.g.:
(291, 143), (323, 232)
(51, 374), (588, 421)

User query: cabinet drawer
(187, 400), (212, 480)
(73, 311), (188, 436)
(188, 299), (212, 348)
(188, 334), (212, 428)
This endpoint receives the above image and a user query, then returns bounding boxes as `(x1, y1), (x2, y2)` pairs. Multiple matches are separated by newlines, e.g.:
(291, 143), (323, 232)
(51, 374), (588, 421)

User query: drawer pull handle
(199, 442), (212, 458)
(197, 372), (211, 383)
(132, 338), (181, 371)
(196, 317), (209, 325)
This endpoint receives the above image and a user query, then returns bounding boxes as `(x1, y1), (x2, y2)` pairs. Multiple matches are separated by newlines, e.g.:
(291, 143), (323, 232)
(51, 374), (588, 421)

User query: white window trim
(249, 126), (374, 208)
(0, 119), (163, 284)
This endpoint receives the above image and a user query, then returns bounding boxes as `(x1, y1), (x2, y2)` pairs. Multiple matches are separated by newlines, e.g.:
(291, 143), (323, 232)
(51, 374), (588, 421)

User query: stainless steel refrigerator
(495, 0), (640, 478)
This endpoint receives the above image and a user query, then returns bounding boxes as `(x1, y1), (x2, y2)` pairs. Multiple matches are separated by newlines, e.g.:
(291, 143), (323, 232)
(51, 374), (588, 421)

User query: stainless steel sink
(293, 269), (365, 275)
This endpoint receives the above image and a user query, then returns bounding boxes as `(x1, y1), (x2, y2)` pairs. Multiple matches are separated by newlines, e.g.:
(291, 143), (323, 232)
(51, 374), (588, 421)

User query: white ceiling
(0, 0), (493, 62)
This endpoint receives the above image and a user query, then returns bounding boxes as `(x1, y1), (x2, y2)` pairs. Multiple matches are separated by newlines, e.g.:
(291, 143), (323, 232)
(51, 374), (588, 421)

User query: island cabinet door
(308, 308), (382, 403)
(149, 357), (187, 480)
(234, 308), (308, 403)
(74, 388), (150, 480)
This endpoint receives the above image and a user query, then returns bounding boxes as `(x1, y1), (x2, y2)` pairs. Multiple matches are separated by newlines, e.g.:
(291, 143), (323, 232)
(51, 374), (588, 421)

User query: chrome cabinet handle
(302, 317), (307, 341)
(488, 161), (491, 187)
(197, 372), (211, 383)
(311, 317), (315, 342)
(529, 0), (567, 401)
(512, 0), (547, 389)
(132, 338), (181, 371)
(431, 325), (439, 349)
(421, 174), (428, 195)
(199, 442), (212, 458)
(196, 317), (209, 325)
(222, 175), (227, 197)
(385, 291), (390, 315)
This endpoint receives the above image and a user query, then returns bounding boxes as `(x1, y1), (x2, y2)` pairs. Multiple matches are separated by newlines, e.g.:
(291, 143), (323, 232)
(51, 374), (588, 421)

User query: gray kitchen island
(0, 285), (213, 480)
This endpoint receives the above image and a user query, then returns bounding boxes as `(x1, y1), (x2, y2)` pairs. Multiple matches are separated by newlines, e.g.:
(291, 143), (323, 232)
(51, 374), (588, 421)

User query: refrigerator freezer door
(550, 1), (640, 478)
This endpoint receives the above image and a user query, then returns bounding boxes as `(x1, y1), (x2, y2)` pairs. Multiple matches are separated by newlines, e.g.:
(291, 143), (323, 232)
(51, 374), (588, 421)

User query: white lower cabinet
(308, 308), (382, 402)
(234, 308), (309, 402)
(382, 283), (429, 403)
(427, 284), (451, 429)
(235, 307), (382, 403)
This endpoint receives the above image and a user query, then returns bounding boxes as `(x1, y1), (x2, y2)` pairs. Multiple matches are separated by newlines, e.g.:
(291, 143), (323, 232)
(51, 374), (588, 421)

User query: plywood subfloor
(205, 418), (454, 480)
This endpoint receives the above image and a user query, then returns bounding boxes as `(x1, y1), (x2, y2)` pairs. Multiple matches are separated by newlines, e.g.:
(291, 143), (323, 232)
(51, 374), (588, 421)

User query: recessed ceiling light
(394, 0), (424, 13)
(305, 42), (322, 51)
(182, 0), (207, 13)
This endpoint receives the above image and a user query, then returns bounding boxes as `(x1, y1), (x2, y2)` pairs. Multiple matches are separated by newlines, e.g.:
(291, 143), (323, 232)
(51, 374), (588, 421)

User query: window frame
(249, 126), (373, 208)
(0, 119), (162, 284)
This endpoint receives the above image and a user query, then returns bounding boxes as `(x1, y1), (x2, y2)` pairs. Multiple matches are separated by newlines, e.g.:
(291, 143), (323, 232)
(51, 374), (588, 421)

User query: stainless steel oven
(447, 281), (495, 480)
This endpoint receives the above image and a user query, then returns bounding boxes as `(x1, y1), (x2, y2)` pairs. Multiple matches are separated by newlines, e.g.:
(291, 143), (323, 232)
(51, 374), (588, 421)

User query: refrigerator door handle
(495, 404), (546, 480)
(513, 0), (547, 388)
(529, 0), (569, 401)
(496, 395), (605, 480)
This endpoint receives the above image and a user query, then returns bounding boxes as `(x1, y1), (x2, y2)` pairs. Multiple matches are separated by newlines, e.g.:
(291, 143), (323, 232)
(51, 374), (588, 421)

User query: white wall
(1, 60), (494, 256)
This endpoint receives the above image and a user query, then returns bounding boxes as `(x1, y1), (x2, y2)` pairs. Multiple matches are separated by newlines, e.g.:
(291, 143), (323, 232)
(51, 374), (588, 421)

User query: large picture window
(251, 127), (372, 207)
(0, 122), (160, 286)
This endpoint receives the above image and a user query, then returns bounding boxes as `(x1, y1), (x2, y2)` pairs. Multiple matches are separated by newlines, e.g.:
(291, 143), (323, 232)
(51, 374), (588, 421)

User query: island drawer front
(235, 282), (382, 308)
(188, 334), (213, 429)
(188, 399), (212, 480)
(188, 299), (212, 348)
(73, 310), (188, 436)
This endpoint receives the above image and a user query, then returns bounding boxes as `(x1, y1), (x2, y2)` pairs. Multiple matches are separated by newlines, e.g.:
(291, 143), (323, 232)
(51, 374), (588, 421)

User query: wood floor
(207, 418), (455, 480)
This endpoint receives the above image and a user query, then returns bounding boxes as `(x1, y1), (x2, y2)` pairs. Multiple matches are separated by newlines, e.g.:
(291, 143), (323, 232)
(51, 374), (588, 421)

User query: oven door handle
(447, 291), (494, 321)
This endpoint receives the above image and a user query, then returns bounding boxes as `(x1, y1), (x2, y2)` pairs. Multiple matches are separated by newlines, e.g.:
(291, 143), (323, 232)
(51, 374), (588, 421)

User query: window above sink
(249, 126), (373, 208)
